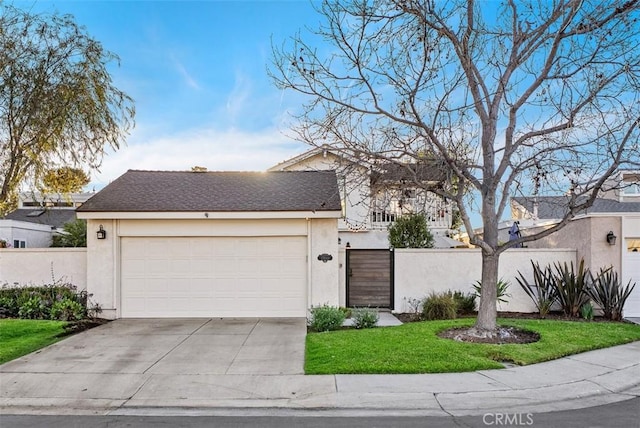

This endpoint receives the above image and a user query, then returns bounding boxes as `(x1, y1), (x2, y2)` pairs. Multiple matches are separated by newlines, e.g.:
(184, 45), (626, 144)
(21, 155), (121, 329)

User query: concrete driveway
(1, 318), (306, 376)
(1, 318), (320, 411)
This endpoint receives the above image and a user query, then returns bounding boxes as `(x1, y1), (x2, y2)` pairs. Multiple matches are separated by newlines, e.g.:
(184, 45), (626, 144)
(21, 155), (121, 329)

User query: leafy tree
(51, 219), (87, 248)
(0, 5), (135, 215)
(271, 0), (640, 332)
(42, 168), (90, 194)
(388, 213), (434, 248)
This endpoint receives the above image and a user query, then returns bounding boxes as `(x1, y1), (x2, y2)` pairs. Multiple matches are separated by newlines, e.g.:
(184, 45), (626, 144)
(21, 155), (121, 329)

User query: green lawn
(305, 318), (640, 374)
(0, 319), (68, 364)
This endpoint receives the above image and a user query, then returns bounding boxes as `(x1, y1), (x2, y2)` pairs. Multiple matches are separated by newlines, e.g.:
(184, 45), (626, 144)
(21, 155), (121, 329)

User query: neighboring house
(0, 193), (93, 248)
(76, 169), (342, 319)
(507, 170), (640, 317)
(268, 146), (460, 249)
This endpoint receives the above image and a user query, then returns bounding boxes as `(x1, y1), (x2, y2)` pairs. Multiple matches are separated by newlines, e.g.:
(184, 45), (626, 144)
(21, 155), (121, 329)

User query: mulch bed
(437, 325), (540, 344)
(395, 311), (620, 344)
(59, 318), (111, 337)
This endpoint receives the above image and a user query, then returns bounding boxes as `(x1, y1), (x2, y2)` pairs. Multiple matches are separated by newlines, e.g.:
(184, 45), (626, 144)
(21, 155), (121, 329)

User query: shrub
(516, 261), (558, 318)
(50, 298), (86, 321)
(388, 213), (434, 248)
(580, 302), (594, 321)
(351, 307), (379, 329)
(554, 259), (591, 317)
(308, 305), (346, 332)
(51, 219), (87, 247)
(472, 278), (511, 304)
(0, 295), (18, 317)
(18, 296), (48, 319)
(422, 292), (457, 320)
(588, 267), (636, 321)
(0, 282), (89, 320)
(451, 290), (476, 315)
(339, 306), (352, 319)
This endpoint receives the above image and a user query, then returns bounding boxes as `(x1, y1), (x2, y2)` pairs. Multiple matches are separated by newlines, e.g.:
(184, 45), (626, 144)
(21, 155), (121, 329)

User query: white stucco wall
(309, 218), (340, 307)
(0, 248), (87, 289)
(393, 248), (577, 313)
(0, 220), (53, 248)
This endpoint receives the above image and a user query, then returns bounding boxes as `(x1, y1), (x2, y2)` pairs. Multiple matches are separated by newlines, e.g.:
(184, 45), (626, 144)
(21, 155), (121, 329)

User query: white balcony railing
(370, 207), (452, 230)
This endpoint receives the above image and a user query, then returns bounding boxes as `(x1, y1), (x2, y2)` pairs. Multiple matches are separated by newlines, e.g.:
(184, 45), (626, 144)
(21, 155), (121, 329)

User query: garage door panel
(121, 236), (307, 318)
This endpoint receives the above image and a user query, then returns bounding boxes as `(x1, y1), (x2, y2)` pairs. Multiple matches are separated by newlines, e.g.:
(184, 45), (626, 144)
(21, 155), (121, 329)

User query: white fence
(394, 248), (577, 313)
(0, 248), (87, 290)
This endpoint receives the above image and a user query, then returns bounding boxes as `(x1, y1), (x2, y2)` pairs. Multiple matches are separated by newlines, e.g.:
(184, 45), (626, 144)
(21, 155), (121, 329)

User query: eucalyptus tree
(272, 0), (640, 332)
(0, 4), (134, 215)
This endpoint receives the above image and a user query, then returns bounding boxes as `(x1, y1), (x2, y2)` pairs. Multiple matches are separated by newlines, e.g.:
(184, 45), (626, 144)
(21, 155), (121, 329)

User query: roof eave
(76, 210), (343, 220)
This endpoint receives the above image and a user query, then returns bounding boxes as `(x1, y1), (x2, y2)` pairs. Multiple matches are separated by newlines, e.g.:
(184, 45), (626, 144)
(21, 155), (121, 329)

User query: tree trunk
(475, 251), (499, 331)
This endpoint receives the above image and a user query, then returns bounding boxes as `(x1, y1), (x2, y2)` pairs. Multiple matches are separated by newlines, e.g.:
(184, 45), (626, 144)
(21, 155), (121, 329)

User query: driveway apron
(0, 318), (307, 407)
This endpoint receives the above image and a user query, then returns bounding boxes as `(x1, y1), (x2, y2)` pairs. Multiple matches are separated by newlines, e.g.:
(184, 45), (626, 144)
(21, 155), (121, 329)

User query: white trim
(77, 210), (342, 220)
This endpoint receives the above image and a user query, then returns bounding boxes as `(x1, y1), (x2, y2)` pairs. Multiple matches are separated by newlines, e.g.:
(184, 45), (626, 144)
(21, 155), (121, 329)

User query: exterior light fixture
(606, 231), (616, 246)
(346, 242), (351, 248)
(97, 225), (107, 240)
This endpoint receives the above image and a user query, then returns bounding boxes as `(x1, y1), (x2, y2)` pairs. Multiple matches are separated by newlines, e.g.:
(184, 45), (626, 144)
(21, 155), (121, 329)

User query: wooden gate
(346, 249), (393, 308)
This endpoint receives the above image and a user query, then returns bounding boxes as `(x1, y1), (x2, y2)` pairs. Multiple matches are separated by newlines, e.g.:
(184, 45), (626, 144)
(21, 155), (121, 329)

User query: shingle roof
(513, 196), (640, 219)
(2, 209), (76, 229)
(370, 161), (446, 186)
(76, 170), (342, 212)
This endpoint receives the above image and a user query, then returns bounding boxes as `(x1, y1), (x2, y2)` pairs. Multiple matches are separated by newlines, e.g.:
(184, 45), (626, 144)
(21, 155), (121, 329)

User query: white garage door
(120, 236), (307, 318)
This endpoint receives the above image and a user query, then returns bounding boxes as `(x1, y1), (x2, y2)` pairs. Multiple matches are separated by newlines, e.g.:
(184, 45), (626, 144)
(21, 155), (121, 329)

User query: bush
(0, 295), (18, 318)
(388, 213), (434, 248)
(554, 259), (591, 317)
(351, 307), (379, 329)
(18, 296), (48, 319)
(0, 282), (88, 321)
(588, 267), (636, 321)
(580, 302), (594, 321)
(472, 278), (511, 304)
(339, 306), (352, 319)
(516, 261), (558, 318)
(50, 298), (85, 321)
(422, 292), (457, 320)
(308, 305), (346, 332)
(451, 291), (476, 315)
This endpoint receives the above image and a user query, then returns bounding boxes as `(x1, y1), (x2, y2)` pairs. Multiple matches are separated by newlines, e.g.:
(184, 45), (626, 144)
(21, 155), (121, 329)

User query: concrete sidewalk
(1, 339), (638, 417)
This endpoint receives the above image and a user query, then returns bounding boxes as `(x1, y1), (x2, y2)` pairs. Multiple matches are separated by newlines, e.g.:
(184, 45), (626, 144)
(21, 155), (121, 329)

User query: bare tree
(0, 5), (135, 215)
(271, 0), (640, 332)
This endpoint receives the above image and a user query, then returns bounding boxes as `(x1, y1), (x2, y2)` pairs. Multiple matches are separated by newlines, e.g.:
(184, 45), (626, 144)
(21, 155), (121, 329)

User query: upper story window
(622, 181), (640, 195)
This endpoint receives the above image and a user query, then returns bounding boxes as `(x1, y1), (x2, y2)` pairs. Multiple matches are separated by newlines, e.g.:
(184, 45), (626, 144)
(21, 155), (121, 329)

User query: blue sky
(19, 0), (322, 189)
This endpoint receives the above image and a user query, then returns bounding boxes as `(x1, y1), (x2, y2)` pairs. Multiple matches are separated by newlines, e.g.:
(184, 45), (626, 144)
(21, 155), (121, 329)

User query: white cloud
(225, 71), (252, 123)
(88, 125), (305, 190)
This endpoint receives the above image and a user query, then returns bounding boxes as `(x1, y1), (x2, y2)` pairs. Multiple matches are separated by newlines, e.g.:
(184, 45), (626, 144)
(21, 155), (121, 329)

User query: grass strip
(305, 318), (640, 374)
(0, 319), (68, 364)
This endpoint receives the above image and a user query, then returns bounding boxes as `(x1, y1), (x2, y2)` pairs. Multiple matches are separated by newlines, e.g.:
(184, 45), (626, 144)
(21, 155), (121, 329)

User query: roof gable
(77, 170), (342, 213)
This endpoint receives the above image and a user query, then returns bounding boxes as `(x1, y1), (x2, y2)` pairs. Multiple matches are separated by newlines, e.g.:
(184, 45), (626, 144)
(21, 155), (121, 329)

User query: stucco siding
(394, 248), (577, 313)
(86, 217), (339, 318)
(0, 248), (86, 289)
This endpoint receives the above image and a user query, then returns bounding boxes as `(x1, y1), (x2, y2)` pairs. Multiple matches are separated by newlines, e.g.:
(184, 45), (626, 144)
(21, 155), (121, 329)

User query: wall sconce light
(346, 242), (351, 248)
(97, 225), (107, 240)
(338, 237), (342, 245)
(606, 231), (616, 246)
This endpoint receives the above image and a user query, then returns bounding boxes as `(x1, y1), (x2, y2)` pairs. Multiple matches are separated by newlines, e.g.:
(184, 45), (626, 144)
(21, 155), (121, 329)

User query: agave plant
(472, 278), (511, 304)
(588, 267), (636, 321)
(516, 261), (558, 318)
(553, 259), (592, 317)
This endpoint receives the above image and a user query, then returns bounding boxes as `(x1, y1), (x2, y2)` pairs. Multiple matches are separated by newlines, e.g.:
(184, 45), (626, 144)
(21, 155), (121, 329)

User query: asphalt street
(1, 397), (638, 428)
